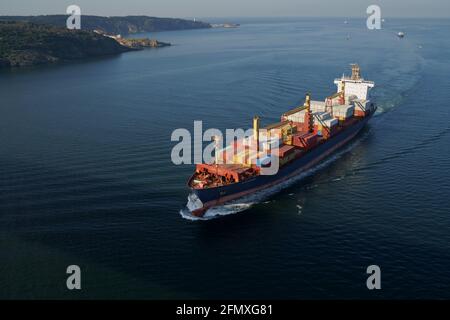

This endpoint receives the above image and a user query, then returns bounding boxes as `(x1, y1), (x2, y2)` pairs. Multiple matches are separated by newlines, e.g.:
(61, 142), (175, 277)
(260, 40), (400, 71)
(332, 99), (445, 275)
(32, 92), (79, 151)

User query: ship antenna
(351, 63), (361, 80)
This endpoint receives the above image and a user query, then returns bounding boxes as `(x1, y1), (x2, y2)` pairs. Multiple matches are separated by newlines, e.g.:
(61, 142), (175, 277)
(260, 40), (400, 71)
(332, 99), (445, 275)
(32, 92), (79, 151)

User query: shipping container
(332, 104), (354, 120)
(314, 111), (332, 120)
(292, 132), (318, 150)
(310, 100), (327, 113)
(285, 110), (306, 123)
(278, 145), (296, 157)
(323, 118), (338, 127)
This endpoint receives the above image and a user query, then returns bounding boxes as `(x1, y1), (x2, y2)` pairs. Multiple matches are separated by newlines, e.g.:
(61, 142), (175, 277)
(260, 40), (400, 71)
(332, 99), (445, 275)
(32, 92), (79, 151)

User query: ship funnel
(351, 63), (361, 80)
(253, 116), (260, 151)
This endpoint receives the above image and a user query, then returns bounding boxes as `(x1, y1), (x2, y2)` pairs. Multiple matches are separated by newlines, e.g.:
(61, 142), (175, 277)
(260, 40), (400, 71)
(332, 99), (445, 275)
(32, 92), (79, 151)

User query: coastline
(0, 15), (209, 69)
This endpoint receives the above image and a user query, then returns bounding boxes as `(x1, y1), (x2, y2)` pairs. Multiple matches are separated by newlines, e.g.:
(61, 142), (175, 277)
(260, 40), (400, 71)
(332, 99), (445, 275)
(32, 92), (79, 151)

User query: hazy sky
(1, 0), (449, 18)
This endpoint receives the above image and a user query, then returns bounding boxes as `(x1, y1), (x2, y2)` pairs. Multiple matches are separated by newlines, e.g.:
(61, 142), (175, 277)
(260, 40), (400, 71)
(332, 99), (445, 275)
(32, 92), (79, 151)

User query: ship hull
(188, 111), (374, 217)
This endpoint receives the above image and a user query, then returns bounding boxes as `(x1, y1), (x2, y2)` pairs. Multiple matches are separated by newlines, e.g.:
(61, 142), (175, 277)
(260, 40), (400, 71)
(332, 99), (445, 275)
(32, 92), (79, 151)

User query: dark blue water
(1, 18), (450, 299)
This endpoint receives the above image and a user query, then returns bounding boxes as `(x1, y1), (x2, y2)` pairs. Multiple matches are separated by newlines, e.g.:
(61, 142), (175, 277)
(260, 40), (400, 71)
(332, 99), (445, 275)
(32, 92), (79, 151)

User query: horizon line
(0, 14), (450, 20)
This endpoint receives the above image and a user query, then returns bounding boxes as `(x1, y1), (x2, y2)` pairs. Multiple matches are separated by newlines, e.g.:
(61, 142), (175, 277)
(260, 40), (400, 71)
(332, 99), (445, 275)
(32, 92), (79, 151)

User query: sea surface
(1, 17), (450, 299)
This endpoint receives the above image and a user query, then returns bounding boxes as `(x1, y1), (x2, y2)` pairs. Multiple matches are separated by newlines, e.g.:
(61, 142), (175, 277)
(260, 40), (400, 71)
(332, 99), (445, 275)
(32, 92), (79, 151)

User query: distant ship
(397, 32), (405, 38)
(186, 64), (376, 217)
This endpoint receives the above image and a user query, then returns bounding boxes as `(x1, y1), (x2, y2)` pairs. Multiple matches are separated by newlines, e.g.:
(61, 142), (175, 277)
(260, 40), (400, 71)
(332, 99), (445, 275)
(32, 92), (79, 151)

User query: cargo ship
(186, 64), (376, 217)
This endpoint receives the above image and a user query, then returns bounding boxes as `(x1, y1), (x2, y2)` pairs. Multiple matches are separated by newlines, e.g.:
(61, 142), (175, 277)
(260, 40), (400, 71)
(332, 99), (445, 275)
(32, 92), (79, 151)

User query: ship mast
(305, 93), (314, 133)
(253, 116), (260, 152)
(351, 63), (361, 80)
(340, 81), (346, 105)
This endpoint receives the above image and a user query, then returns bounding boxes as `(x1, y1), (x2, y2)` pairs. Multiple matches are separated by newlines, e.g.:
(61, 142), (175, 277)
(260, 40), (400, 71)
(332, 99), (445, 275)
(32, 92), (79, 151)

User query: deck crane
(304, 93), (314, 133)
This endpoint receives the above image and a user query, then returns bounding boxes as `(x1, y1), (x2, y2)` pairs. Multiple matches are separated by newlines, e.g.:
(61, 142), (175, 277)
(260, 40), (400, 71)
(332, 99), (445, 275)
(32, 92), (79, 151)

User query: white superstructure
(333, 64), (374, 103)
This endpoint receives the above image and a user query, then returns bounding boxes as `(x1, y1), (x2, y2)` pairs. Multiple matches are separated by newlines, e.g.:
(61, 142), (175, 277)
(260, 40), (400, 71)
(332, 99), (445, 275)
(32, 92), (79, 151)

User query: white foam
(179, 208), (204, 221)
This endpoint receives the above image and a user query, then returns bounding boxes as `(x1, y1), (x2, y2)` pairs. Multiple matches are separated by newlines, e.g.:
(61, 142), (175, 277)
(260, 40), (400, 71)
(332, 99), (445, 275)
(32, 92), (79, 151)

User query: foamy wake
(180, 132), (370, 221)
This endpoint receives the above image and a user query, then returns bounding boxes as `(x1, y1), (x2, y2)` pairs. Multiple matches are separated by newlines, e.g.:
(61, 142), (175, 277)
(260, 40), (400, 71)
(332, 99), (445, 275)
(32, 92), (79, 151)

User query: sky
(0, 0), (449, 18)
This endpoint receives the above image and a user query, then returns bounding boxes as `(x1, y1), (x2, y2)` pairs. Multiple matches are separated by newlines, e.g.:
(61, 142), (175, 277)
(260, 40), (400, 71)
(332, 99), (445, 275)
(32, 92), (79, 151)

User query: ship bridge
(334, 64), (375, 102)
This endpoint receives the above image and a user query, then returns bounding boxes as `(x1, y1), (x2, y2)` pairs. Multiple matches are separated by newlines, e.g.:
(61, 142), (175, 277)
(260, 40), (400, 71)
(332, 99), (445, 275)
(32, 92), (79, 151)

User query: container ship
(186, 64), (376, 217)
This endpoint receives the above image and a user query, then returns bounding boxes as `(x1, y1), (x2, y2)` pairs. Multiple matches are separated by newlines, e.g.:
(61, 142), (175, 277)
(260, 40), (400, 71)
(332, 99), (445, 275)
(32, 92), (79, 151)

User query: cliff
(0, 15), (211, 35)
(0, 21), (133, 68)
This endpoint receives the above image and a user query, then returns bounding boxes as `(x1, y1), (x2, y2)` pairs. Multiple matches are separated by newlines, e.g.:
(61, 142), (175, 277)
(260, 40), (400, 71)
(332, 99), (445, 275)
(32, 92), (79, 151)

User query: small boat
(397, 32), (405, 38)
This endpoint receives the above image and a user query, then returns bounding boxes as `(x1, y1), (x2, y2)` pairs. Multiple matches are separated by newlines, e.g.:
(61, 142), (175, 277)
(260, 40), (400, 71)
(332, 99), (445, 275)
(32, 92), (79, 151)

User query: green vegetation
(0, 21), (132, 68)
(0, 15), (209, 68)
(115, 37), (171, 49)
(0, 15), (211, 35)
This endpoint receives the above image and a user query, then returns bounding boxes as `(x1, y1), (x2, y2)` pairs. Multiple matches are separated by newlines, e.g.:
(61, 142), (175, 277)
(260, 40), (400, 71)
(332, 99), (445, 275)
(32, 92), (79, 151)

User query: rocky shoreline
(115, 38), (171, 49)
(0, 21), (171, 69)
(93, 31), (171, 49)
